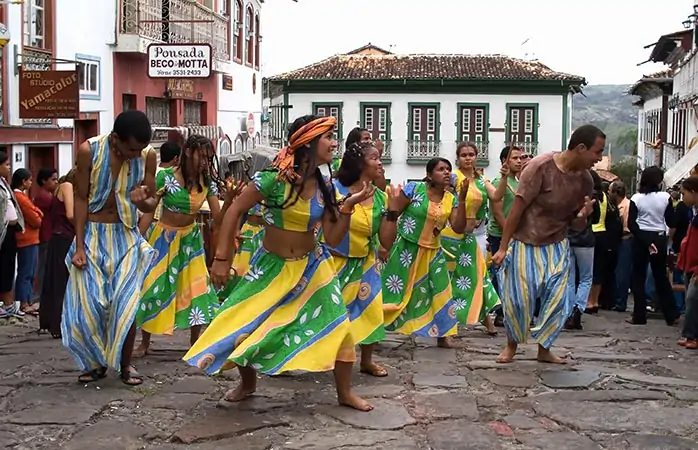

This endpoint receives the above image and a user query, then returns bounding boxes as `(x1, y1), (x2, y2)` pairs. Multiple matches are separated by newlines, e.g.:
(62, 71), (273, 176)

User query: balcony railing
(406, 140), (440, 162)
(120, 0), (230, 62)
(507, 141), (538, 156)
(662, 144), (684, 169)
(380, 140), (392, 163)
(643, 143), (658, 168)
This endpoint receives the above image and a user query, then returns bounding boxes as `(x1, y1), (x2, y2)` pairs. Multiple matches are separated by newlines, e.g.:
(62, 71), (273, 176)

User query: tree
(610, 157), (638, 193)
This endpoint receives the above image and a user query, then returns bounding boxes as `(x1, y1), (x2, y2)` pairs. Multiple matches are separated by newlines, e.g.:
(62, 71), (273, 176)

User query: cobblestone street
(1, 310), (697, 450)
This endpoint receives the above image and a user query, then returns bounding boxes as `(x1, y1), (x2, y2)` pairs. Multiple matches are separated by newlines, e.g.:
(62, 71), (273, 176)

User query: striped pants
(62, 222), (154, 372)
(497, 239), (571, 349)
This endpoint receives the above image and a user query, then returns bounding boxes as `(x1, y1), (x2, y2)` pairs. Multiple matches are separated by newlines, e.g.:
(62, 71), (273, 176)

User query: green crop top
(252, 170), (327, 232)
(156, 167), (219, 215)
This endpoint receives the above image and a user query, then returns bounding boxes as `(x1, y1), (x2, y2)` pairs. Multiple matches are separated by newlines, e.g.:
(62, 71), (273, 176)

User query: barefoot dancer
(323, 141), (394, 377)
(184, 115), (373, 411)
(382, 157), (468, 348)
(491, 125), (604, 364)
(62, 110), (157, 385)
(134, 135), (226, 358)
(441, 142), (507, 335)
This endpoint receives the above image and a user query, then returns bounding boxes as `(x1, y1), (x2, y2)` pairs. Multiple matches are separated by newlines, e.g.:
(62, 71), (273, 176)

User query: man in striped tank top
(62, 110), (158, 387)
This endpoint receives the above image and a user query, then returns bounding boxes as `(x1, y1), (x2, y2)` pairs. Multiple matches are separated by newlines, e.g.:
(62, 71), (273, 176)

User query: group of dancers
(56, 109), (605, 412)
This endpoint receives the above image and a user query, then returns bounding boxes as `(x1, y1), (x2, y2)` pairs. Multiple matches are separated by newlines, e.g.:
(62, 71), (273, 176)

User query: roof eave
(268, 77), (586, 84)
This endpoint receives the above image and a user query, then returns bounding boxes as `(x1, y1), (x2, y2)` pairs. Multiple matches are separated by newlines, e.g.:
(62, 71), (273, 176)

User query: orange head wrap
(271, 116), (338, 182)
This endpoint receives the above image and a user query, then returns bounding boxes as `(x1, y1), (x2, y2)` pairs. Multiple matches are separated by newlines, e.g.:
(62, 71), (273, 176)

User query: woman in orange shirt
(12, 169), (43, 315)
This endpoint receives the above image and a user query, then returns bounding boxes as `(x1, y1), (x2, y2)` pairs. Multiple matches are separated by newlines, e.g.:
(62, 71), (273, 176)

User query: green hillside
(572, 84), (638, 160)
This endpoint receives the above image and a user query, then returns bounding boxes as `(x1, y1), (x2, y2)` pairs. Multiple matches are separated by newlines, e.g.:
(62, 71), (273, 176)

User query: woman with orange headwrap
(183, 115), (375, 412)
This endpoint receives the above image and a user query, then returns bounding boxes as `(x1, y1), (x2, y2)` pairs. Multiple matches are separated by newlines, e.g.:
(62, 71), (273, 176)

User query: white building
(634, 3), (698, 186)
(265, 44), (585, 182)
(0, 0), (264, 179)
(630, 70), (674, 172)
(214, 0), (264, 156)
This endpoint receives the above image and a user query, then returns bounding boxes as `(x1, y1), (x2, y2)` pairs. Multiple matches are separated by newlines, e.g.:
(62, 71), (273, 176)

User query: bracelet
(385, 210), (399, 222)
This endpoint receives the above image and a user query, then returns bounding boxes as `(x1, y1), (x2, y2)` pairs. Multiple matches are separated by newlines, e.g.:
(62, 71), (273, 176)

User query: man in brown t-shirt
(492, 124), (604, 364)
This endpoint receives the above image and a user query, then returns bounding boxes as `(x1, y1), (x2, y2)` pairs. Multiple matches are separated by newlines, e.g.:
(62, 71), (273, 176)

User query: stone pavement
(1, 311), (698, 450)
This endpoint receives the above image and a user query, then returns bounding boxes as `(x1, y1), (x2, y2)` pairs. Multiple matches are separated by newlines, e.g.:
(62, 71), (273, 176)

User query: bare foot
(360, 363), (388, 377)
(131, 344), (149, 359)
(496, 343), (517, 364)
(537, 348), (567, 364)
(219, 384), (256, 405)
(338, 392), (374, 412)
(437, 337), (464, 348)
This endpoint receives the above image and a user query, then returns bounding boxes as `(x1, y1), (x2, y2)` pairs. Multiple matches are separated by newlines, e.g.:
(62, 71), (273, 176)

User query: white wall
(286, 92), (565, 182)
(3, 0), (115, 175)
(55, 0), (116, 170)
(637, 96), (662, 170)
(217, 0), (263, 146)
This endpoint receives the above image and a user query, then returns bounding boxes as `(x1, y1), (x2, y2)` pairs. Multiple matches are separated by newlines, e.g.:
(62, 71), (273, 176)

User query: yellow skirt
(232, 222), (264, 277)
(332, 252), (385, 345)
(183, 245), (355, 375)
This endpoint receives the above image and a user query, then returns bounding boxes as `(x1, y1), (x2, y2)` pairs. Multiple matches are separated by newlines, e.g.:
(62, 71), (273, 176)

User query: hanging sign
(148, 44), (212, 78)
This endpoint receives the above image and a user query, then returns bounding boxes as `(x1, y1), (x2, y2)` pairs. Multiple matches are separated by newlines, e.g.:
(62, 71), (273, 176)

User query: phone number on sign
(154, 69), (204, 77)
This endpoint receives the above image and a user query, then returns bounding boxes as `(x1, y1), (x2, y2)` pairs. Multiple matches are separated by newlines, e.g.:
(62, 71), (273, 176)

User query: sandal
(21, 305), (38, 316)
(120, 365), (144, 386)
(78, 367), (107, 383)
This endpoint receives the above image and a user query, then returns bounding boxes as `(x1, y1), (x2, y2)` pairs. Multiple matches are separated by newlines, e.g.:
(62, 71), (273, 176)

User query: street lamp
(694, 3), (698, 15)
(684, 19), (693, 29)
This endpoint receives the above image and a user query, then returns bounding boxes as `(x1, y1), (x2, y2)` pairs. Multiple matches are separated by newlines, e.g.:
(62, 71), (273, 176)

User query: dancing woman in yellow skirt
(184, 114), (375, 412)
(232, 203), (265, 277)
(133, 135), (226, 358)
(322, 141), (396, 377)
(381, 157), (469, 348)
(441, 142), (507, 334)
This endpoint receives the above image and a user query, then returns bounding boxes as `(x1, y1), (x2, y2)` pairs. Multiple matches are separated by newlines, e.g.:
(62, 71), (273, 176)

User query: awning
(664, 147), (698, 186)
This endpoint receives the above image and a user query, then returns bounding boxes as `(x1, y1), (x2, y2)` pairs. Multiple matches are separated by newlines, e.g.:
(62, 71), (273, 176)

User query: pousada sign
(147, 44), (212, 79)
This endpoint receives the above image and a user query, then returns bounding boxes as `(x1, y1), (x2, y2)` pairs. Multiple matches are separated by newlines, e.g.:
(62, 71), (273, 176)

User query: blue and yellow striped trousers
(62, 222), (154, 372)
(497, 239), (571, 349)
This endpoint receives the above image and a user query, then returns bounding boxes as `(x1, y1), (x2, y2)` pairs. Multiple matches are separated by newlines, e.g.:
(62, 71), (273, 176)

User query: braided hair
(181, 134), (225, 195)
(336, 141), (376, 187)
(262, 115), (339, 222)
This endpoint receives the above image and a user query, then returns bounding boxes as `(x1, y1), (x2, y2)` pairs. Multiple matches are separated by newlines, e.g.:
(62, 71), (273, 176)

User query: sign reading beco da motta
(148, 44), (212, 78)
(19, 69), (79, 119)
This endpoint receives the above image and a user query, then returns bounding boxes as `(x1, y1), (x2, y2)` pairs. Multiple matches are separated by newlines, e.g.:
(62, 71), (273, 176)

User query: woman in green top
(441, 142), (507, 334)
(134, 135), (233, 358)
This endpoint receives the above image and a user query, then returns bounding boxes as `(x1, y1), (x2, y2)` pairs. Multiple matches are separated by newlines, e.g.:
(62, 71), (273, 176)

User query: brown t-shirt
(513, 153), (593, 246)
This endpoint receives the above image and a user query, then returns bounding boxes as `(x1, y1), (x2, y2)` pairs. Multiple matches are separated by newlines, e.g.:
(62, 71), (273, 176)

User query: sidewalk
(0, 311), (696, 449)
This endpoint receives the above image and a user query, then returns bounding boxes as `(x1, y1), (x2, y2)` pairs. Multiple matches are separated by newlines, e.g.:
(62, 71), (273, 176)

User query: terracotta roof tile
(269, 53), (585, 83)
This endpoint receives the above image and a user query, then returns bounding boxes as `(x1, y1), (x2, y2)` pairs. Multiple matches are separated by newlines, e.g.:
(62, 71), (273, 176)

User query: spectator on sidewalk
(627, 166), (679, 326)
(677, 176), (698, 349)
(0, 151), (24, 319)
(610, 181), (632, 312)
(33, 168), (58, 303)
(12, 169), (43, 315)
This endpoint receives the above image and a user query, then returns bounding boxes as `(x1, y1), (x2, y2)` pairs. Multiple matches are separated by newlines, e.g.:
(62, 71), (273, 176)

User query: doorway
(74, 119), (99, 154)
(27, 146), (56, 199)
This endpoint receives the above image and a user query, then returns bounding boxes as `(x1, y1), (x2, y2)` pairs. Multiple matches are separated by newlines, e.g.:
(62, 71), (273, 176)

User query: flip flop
(120, 366), (144, 386)
(78, 367), (107, 383)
